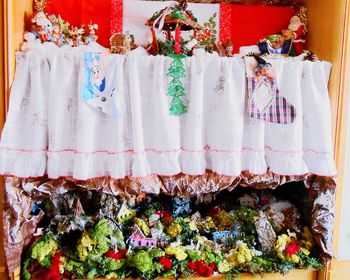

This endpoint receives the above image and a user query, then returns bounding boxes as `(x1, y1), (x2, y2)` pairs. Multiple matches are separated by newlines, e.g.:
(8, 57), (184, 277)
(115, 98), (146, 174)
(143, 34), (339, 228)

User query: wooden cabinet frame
(1, 0), (350, 279)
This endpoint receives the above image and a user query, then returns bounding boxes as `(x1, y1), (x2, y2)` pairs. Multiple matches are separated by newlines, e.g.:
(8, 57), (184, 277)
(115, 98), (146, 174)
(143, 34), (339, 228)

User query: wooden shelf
(60, 270), (318, 280)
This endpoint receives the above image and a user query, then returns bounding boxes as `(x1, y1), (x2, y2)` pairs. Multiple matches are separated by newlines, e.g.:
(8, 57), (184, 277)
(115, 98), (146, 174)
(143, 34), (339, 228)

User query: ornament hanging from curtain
(245, 55), (296, 124)
(167, 54), (188, 116)
(82, 53), (124, 117)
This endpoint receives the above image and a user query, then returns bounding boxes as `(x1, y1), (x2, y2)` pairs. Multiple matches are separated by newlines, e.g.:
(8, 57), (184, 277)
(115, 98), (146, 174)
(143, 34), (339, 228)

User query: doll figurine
(288, 15), (306, 55)
(258, 7), (307, 56)
(87, 22), (99, 43)
(258, 30), (292, 55)
(48, 15), (64, 47)
(31, 11), (53, 42)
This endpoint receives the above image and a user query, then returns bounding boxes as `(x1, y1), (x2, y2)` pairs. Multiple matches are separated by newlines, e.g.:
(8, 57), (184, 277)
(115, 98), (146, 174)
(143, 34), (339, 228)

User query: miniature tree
(167, 54), (187, 116)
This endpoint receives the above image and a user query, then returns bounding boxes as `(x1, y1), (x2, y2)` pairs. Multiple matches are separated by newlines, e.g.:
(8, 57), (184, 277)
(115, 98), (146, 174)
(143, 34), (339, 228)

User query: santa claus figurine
(288, 15), (305, 55)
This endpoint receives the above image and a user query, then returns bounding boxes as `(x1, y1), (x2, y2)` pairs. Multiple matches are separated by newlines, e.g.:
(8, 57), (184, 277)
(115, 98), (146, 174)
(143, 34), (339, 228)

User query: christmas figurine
(288, 9), (307, 55)
(225, 38), (233, 57)
(87, 22), (99, 43)
(258, 30), (292, 55)
(48, 15), (64, 47)
(31, 0), (53, 42)
(214, 42), (226, 57)
(258, 7), (307, 56)
(110, 32), (136, 54)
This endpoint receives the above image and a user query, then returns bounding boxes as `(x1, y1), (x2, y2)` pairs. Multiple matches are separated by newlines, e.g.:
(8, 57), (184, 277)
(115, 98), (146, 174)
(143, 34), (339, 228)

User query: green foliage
(298, 252), (323, 270)
(31, 234), (58, 267)
(22, 255), (32, 280)
(90, 219), (113, 255)
(149, 248), (165, 258)
(187, 249), (202, 261)
(171, 9), (187, 21)
(129, 251), (153, 273)
(203, 244), (223, 265)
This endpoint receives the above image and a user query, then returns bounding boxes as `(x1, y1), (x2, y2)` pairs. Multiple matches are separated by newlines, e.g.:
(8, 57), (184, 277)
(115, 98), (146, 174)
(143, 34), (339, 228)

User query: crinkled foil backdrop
(3, 172), (335, 275)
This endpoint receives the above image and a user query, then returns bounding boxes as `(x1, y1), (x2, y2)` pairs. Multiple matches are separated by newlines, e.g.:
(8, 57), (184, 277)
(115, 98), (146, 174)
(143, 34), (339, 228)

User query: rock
(254, 211), (276, 251)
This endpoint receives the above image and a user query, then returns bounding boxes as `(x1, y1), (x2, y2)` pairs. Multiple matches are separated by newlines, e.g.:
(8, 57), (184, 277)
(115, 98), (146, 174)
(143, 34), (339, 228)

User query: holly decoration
(167, 54), (187, 116)
(195, 13), (217, 52)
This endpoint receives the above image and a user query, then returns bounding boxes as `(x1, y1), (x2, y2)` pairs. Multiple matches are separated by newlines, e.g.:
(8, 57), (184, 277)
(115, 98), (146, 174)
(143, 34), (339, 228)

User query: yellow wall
(0, 0), (7, 278)
(306, 1), (350, 279)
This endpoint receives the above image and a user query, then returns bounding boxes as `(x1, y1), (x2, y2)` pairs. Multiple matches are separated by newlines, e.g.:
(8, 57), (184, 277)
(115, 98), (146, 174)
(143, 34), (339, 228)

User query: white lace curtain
(0, 50), (336, 180)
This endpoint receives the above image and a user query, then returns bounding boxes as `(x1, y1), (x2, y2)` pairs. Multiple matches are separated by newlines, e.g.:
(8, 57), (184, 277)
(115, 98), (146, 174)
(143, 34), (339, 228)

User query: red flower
(285, 241), (301, 255)
(159, 256), (173, 270)
(188, 260), (213, 277)
(209, 263), (216, 271)
(38, 251), (63, 280)
(104, 249), (127, 260)
(187, 260), (204, 270)
(156, 210), (172, 219)
(208, 207), (219, 217)
(198, 265), (213, 277)
(187, 261), (197, 270)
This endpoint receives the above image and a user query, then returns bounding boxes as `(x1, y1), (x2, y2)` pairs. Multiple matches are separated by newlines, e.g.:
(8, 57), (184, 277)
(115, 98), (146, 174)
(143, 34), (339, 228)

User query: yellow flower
(106, 273), (118, 279)
(290, 254), (300, 263)
(188, 221), (197, 231)
(165, 247), (188, 261)
(277, 252), (286, 261)
(225, 243), (253, 267)
(77, 231), (97, 261)
(135, 218), (150, 236)
(301, 247), (310, 256)
(215, 210), (233, 230)
(167, 223), (182, 238)
(218, 260), (232, 273)
(275, 234), (291, 252)
(200, 217), (215, 230)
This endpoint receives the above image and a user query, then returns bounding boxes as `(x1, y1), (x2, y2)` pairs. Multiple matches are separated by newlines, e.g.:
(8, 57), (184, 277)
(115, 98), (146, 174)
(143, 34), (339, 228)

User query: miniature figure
(110, 32), (136, 54)
(288, 15), (306, 55)
(214, 42), (226, 57)
(258, 7), (307, 56)
(87, 22), (99, 43)
(225, 38), (234, 57)
(31, 11), (53, 42)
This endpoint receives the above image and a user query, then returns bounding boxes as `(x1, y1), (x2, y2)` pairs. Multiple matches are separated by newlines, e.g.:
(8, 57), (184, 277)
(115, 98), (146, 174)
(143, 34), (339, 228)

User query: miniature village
(21, 184), (322, 280)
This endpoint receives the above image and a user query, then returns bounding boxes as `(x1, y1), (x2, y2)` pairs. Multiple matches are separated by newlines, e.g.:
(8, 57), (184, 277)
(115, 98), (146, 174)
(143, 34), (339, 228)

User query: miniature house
(116, 203), (135, 224)
(128, 225), (157, 248)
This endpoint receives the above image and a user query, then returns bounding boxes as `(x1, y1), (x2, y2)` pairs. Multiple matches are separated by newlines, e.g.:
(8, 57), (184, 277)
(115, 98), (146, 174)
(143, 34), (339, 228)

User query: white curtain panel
(0, 50), (337, 180)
